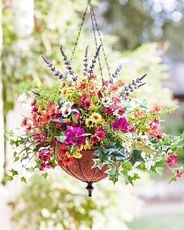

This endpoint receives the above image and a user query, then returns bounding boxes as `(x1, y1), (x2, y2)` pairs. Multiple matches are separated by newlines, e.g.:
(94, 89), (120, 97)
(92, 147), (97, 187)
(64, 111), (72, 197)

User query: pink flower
(21, 118), (28, 127)
(167, 155), (178, 168)
(64, 128), (86, 146)
(31, 99), (37, 106)
(80, 93), (88, 102)
(42, 113), (51, 123)
(90, 135), (100, 143)
(104, 107), (113, 115)
(32, 106), (39, 113)
(129, 125), (137, 133)
(74, 112), (81, 120)
(149, 119), (160, 130)
(118, 108), (125, 115)
(95, 126), (105, 141)
(112, 118), (129, 133)
(51, 138), (57, 146)
(82, 99), (91, 110)
(112, 96), (121, 103)
(176, 170), (183, 178)
(26, 124), (32, 132)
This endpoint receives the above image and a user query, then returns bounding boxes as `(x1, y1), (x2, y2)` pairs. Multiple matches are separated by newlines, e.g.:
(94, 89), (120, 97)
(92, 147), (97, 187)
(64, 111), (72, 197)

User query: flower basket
(8, 0), (184, 197)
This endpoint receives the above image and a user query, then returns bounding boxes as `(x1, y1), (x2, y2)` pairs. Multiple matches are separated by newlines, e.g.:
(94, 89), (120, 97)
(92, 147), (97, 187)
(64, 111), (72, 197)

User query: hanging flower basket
(8, 0), (184, 197)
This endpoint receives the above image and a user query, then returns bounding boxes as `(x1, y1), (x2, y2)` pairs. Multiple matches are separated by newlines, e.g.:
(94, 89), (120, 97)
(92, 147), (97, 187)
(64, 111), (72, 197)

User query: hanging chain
(69, 0), (111, 78)
(89, 3), (103, 78)
(90, 3), (111, 78)
(70, 0), (91, 62)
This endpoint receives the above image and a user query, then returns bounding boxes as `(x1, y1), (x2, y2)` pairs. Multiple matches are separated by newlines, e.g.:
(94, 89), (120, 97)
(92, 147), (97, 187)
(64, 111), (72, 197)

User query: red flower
(83, 99), (91, 110)
(118, 108), (125, 115)
(104, 107), (113, 115)
(95, 127), (105, 141)
(109, 85), (118, 92)
(59, 144), (68, 156)
(176, 170), (183, 178)
(21, 118), (28, 127)
(77, 83), (87, 90)
(64, 157), (74, 166)
(148, 129), (163, 141)
(26, 123), (32, 132)
(51, 138), (57, 146)
(74, 112), (81, 120)
(90, 135), (100, 143)
(32, 106), (39, 113)
(80, 93), (88, 102)
(42, 113), (51, 123)
(31, 99), (37, 106)
(167, 155), (178, 168)
(98, 90), (103, 99)
(56, 122), (63, 130)
(58, 160), (64, 167)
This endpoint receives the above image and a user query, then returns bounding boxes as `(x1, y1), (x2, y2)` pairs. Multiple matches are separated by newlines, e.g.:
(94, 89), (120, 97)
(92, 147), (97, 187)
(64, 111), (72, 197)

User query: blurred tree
(9, 171), (142, 230)
(100, 0), (184, 61)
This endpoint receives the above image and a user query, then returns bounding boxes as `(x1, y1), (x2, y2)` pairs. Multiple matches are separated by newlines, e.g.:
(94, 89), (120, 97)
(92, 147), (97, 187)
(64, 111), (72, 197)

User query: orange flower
(118, 80), (125, 86)
(148, 129), (163, 141)
(150, 105), (161, 113)
(134, 110), (144, 118)
(109, 85), (118, 92)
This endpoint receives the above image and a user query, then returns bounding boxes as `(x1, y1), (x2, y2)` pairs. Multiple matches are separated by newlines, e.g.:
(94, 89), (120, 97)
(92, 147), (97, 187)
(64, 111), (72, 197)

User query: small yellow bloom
(72, 149), (82, 159)
(85, 118), (94, 128)
(80, 140), (92, 151)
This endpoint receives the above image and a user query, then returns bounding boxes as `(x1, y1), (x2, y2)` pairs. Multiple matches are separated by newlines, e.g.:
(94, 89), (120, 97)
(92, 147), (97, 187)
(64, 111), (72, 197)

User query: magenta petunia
(64, 127), (86, 146)
(112, 118), (129, 133)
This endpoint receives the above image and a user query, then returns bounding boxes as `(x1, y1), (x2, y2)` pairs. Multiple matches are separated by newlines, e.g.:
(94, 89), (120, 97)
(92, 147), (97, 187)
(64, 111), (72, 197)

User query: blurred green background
(1, 0), (184, 229)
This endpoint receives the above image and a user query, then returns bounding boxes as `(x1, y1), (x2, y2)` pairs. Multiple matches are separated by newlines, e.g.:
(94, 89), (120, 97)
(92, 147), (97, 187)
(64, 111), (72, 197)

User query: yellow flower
(72, 149), (82, 159)
(85, 118), (95, 128)
(80, 140), (92, 151)
(90, 112), (102, 121)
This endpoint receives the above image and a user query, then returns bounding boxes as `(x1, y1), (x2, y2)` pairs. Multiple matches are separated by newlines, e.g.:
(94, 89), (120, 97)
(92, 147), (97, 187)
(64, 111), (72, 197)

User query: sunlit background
(0, 0), (184, 229)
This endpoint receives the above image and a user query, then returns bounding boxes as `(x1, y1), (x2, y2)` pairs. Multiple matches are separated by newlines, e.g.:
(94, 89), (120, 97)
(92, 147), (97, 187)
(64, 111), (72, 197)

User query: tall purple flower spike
(60, 46), (78, 82)
(83, 45), (89, 77)
(121, 74), (147, 99)
(89, 45), (102, 77)
(109, 64), (123, 83)
(41, 55), (65, 80)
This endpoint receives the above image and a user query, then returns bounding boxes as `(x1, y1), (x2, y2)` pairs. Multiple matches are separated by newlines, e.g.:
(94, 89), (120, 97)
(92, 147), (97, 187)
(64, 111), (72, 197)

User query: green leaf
(10, 169), (18, 176)
(21, 177), (27, 183)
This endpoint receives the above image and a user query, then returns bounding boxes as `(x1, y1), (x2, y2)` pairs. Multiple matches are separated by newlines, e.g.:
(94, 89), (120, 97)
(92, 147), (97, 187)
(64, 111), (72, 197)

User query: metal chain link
(70, 0), (111, 79)
(89, 3), (103, 78)
(90, 3), (111, 78)
(70, 0), (91, 62)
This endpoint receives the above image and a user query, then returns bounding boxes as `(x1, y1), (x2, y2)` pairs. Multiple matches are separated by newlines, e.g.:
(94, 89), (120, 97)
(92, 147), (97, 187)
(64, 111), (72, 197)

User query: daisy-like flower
(61, 107), (72, 117)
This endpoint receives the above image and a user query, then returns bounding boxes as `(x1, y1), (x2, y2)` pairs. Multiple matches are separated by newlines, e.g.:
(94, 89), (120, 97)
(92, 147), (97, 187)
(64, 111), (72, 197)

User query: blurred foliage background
(1, 0), (184, 229)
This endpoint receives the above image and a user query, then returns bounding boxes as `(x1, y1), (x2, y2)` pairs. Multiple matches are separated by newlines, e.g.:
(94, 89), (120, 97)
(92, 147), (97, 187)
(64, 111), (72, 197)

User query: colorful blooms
(64, 128), (86, 146)
(11, 67), (184, 185)
(112, 118), (129, 133)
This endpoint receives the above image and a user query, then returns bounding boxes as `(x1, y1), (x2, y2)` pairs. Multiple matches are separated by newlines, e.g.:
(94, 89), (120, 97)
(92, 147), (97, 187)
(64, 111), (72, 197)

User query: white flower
(61, 107), (72, 117)
(134, 162), (141, 168)
(102, 97), (112, 106)
(141, 152), (146, 159)
(145, 161), (155, 170)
